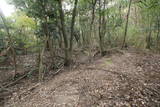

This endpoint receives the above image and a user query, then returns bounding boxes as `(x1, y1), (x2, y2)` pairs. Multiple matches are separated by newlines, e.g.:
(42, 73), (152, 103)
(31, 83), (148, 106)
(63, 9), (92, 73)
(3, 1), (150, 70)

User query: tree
(69, 0), (79, 57)
(57, 0), (70, 66)
(122, 0), (132, 49)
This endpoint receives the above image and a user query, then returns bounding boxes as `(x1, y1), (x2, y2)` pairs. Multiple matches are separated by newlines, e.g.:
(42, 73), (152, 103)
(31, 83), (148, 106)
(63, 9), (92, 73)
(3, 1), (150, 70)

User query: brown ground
(1, 50), (160, 107)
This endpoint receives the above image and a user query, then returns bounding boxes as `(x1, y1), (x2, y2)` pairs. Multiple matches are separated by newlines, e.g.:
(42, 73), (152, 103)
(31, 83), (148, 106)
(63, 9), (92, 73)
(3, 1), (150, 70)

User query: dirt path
(4, 51), (160, 107)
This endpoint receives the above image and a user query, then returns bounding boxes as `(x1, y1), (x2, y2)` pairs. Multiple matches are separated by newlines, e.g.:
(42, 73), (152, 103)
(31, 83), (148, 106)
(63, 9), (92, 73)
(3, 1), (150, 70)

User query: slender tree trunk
(38, 35), (49, 82)
(146, 16), (152, 50)
(119, 4), (122, 21)
(38, 1), (54, 81)
(99, 0), (102, 54)
(134, 6), (138, 26)
(57, 0), (70, 66)
(90, 0), (97, 32)
(38, 15), (48, 81)
(106, 9), (111, 46)
(69, 0), (78, 57)
(98, 0), (105, 56)
(156, 17), (160, 50)
(146, 30), (152, 49)
(88, 0), (97, 60)
(122, 0), (132, 49)
(81, 29), (86, 47)
(58, 30), (63, 48)
(157, 30), (160, 50)
(56, 16), (63, 48)
(101, 0), (107, 44)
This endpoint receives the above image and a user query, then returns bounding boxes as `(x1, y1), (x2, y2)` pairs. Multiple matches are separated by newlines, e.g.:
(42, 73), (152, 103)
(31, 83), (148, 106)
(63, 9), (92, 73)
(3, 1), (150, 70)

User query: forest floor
(1, 49), (160, 107)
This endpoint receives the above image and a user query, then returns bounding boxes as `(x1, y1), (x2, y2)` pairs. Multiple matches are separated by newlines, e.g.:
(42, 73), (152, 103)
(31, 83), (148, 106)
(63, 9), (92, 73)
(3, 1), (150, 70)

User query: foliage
(0, 0), (159, 66)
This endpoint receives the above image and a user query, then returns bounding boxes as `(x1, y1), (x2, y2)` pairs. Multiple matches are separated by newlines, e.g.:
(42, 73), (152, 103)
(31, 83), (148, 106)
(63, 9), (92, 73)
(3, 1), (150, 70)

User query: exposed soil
(1, 50), (160, 107)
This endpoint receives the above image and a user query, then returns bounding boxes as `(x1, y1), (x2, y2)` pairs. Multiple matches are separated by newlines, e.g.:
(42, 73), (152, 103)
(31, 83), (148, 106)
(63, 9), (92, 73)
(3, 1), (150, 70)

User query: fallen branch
(2, 70), (33, 89)
(52, 65), (64, 76)
(53, 68), (63, 75)
(0, 84), (11, 93)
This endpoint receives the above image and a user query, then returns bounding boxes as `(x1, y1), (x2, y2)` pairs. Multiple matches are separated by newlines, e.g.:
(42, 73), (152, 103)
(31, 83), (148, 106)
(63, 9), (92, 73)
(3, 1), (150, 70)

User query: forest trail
(5, 51), (160, 107)
(1, 0), (159, 106)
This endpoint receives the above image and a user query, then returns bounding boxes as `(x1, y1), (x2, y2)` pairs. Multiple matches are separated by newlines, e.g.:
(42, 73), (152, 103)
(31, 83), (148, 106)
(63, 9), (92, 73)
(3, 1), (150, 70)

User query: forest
(0, 0), (160, 106)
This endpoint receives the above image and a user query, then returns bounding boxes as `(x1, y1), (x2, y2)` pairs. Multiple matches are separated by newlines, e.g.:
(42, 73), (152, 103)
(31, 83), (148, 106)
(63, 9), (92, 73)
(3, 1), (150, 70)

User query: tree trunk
(38, 36), (49, 82)
(146, 30), (152, 49)
(88, 0), (97, 60)
(122, 0), (132, 49)
(101, 0), (107, 45)
(146, 18), (152, 49)
(69, 0), (78, 58)
(57, 0), (70, 66)
(56, 16), (63, 48)
(156, 17), (160, 50)
(98, 0), (105, 56)
(90, 0), (97, 32)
